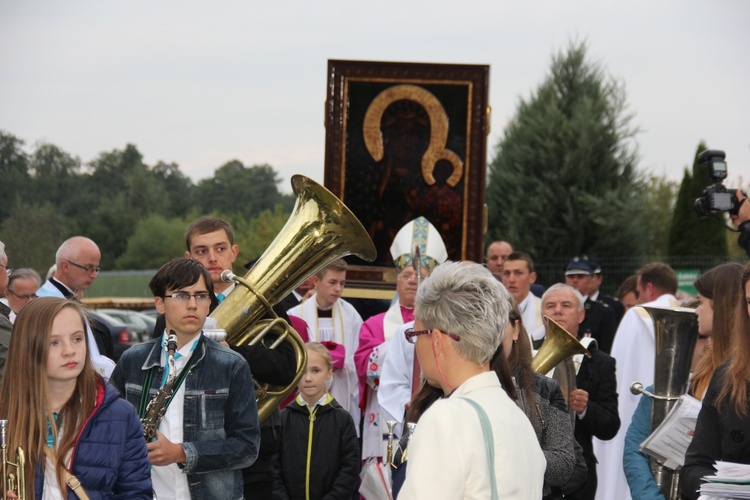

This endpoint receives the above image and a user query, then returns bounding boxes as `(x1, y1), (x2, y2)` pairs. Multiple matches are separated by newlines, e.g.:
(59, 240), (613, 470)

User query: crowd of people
(0, 190), (748, 499)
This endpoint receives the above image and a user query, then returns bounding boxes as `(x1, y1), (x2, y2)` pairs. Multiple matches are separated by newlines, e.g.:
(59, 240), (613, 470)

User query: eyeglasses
(0, 264), (12, 277)
(6, 288), (37, 300)
(66, 260), (100, 274)
(165, 292), (212, 303)
(404, 327), (461, 344)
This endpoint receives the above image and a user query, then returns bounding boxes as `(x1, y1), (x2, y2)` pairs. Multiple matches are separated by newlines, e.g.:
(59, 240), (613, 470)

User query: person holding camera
(730, 189), (750, 258)
(693, 150), (749, 258)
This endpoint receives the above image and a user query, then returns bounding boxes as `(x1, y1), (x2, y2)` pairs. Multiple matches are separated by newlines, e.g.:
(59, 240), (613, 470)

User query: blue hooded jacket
(35, 377), (152, 499)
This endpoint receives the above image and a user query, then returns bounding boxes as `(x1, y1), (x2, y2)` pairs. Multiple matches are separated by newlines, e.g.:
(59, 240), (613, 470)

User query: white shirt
(593, 293), (679, 500)
(518, 292), (543, 337)
(377, 321), (414, 437)
(399, 371), (546, 499)
(151, 332), (201, 500)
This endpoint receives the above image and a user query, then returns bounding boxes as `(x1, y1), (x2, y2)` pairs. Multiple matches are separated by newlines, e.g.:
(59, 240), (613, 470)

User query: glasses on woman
(404, 327), (461, 344)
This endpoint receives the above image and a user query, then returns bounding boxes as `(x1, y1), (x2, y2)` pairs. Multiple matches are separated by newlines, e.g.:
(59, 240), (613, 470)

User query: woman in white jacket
(398, 261), (546, 500)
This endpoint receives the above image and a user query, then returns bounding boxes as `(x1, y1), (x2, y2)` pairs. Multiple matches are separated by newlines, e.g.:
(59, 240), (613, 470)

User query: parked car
(88, 310), (141, 362)
(98, 308), (156, 342)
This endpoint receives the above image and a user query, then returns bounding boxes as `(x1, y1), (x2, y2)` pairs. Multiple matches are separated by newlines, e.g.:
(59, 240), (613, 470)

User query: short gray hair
(542, 283), (585, 311)
(415, 261), (512, 365)
(0, 241), (5, 263)
(9, 268), (42, 289)
(55, 236), (96, 264)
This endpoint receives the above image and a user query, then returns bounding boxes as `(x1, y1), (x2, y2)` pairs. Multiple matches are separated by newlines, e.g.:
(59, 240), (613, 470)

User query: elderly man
(538, 284), (620, 500)
(594, 263), (679, 500)
(36, 236), (115, 378)
(399, 261), (545, 499)
(5, 267), (41, 322)
(356, 216), (447, 461)
(0, 241), (12, 380)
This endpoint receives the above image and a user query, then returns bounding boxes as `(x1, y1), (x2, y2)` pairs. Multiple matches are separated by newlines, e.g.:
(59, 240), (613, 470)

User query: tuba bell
(210, 175), (377, 422)
(531, 316), (591, 375)
(630, 306), (698, 500)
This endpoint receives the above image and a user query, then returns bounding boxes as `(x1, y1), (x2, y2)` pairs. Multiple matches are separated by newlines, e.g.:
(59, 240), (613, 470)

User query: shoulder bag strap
(43, 447), (91, 500)
(459, 397), (498, 500)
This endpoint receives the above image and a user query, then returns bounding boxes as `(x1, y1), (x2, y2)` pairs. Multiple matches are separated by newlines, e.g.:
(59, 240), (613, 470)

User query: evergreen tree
(667, 143), (728, 256)
(486, 41), (645, 259)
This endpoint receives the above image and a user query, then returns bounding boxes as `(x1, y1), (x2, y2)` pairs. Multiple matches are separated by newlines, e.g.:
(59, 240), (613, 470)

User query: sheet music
(640, 394), (702, 469)
(699, 461), (750, 498)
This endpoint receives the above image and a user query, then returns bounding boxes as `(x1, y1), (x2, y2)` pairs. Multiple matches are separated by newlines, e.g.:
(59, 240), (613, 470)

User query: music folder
(639, 394), (702, 470)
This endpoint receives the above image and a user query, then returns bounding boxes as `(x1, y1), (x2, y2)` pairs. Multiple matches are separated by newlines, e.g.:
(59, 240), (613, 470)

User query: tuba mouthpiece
(221, 270), (236, 283)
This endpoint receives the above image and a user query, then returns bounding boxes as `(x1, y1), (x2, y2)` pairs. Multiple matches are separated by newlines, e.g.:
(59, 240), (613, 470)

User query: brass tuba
(630, 306), (698, 500)
(210, 175), (377, 422)
(1, 420), (26, 500)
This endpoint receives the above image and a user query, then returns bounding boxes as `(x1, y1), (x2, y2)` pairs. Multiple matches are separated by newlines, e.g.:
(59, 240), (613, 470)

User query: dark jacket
(273, 395), (360, 500)
(682, 364), (750, 499)
(35, 378), (152, 499)
(579, 298), (618, 354)
(567, 346), (620, 500)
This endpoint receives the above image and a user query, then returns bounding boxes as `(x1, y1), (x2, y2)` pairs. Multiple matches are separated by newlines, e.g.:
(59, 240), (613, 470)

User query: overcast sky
(1, 1), (748, 193)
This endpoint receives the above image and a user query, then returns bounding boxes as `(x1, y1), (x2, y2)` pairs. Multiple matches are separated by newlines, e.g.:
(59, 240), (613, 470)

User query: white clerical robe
(287, 294), (362, 432)
(378, 321), (415, 438)
(357, 303), (413, 460)
(593, 293), (679, 500)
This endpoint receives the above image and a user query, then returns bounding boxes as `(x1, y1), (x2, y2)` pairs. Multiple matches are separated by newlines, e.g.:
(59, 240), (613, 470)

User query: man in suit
(587, 258), (625, 324)
(540, 283), (620, 500)
(564, 257), (618, 354)
(35, 236), (116, 375)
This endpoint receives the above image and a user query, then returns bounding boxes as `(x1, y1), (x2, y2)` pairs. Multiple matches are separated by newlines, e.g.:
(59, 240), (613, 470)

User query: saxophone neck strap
(138, 334), (205, 418)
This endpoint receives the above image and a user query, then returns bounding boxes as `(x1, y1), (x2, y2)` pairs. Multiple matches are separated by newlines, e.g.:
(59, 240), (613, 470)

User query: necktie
(217, 293), (225, 303)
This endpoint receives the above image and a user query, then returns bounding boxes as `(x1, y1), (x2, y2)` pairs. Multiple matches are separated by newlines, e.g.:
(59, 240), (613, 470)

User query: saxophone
(141, 331), (178, 441)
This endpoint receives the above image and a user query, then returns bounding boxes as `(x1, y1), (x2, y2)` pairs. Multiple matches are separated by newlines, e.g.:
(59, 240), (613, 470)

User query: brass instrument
(385, 420), (397, 466)
(1, 420), (26, 500)
(141, 332), (178, 441)
(211, 175), (377, 422)
(630, 306), (698, 500)
(532, 316), (591, 427)
(531, 316), (591, 375)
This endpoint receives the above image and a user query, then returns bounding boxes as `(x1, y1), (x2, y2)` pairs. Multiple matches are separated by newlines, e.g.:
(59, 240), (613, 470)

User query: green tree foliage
(486, 41), (645, 258)
(0, 131), (30, 221)
(640, 174), (679, 257)
(196, 161), (291, 220)
(230, 206), (291, 268)
(0, 201), (69, 275)
(0, 133), (293, 271)
(115, 215), (188, 269)
(667, 143), (728, 256)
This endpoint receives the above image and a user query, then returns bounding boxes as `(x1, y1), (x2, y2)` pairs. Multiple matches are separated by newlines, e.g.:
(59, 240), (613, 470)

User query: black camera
(693, 149), (742, 217)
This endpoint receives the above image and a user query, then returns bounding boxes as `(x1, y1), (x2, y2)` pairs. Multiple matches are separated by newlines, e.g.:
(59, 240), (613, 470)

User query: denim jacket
(110, 335), (260, 500)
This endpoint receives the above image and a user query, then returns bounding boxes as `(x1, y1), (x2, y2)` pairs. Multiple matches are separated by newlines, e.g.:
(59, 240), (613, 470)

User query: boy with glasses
(111, 257), (260, 500)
